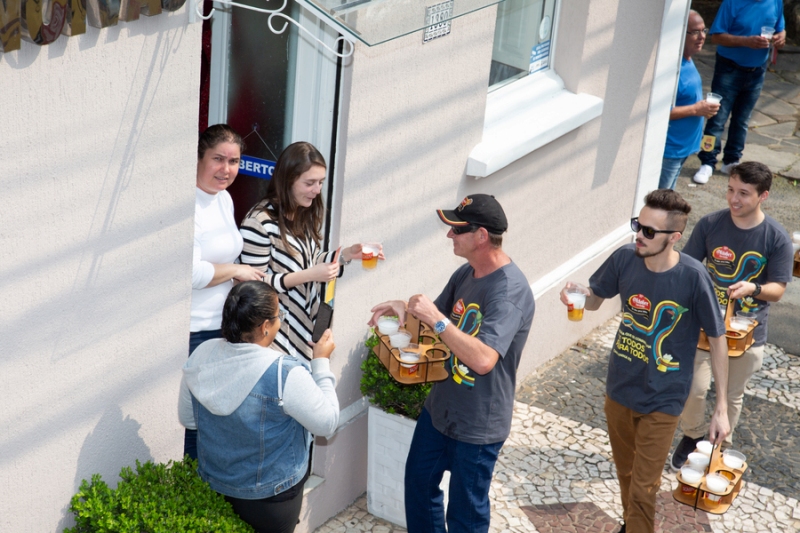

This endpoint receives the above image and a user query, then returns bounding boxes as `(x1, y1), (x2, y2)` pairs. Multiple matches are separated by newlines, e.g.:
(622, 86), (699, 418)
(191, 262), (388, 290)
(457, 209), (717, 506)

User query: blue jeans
(404, 408), (504, 533)
(658, 156), (688, 190)
(698, 54), (766, 168)
(184, 329), (223, 460)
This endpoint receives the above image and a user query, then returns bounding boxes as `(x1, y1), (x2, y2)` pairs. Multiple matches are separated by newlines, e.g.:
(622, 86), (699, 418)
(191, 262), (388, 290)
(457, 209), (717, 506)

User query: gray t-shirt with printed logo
(425, 261), (535, 445)
(590, 244), (724, 416)
(682, 210), (794, 346)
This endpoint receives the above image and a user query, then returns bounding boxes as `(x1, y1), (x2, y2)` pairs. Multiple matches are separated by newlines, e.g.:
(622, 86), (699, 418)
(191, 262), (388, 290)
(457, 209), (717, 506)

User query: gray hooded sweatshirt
(178, 339), (339, 438)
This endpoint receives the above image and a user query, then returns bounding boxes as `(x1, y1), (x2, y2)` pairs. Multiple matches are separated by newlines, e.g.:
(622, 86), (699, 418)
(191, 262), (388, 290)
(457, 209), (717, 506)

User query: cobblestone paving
(315, 316), (800, 533)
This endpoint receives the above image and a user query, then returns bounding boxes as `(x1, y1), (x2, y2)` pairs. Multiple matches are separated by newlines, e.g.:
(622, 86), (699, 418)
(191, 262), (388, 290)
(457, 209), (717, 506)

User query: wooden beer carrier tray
(673, 447), (748, 514)
(371, 313), (450, 385)
(793, 249), (800, 278)
(697, 300), (758, 357)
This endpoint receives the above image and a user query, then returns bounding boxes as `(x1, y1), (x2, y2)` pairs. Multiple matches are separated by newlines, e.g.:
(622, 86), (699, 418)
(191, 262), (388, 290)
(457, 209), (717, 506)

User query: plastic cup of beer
(399, 351), (420, 378)
(706, 92), (722, 105)
(566, 288), (587, 322)
(735, 311), (756, 324)
(761, 26), (775, 39)
(361, 242), (381, 270)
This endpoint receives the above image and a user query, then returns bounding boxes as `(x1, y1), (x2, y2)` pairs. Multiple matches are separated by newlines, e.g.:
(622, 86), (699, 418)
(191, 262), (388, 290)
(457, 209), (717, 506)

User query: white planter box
(367, 406), (451, 528)
(367, 406), (416, 527)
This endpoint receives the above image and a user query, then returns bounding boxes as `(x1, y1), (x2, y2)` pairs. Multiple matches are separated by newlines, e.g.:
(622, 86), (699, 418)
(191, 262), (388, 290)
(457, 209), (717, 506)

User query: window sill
(468, 71), (604, 178)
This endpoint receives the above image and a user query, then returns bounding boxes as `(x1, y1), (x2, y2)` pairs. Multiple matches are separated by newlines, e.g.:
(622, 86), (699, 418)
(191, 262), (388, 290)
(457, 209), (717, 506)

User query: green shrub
(66, 458), (253, 533)
(360, 330), (432, 420)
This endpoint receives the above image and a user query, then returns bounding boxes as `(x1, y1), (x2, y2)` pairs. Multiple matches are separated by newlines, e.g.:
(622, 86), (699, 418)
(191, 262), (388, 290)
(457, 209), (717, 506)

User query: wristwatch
(751, 282), (761, 297)
(434, 317), (450, 334)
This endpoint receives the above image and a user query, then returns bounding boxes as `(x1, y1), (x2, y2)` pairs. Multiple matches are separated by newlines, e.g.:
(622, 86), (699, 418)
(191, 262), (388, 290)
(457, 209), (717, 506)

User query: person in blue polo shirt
(693, 0), (786, 185)
(659, 10), (719, 190)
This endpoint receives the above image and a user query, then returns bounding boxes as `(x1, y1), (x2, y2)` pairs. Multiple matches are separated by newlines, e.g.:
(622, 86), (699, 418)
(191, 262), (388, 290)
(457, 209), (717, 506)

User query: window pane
(489, 0), (556, 88)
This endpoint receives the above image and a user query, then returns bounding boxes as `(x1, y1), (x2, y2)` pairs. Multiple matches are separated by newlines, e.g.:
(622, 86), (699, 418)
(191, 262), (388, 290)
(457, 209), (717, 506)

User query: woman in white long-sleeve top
(179, 281), (339, 533)
(187, 124), (266, 459)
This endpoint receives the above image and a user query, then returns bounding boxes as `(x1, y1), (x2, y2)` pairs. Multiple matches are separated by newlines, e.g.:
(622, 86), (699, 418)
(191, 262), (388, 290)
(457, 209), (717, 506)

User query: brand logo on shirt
(712, 246), (735, 262)
(453, 299), (465, 316)
(627, 294), (651, 320)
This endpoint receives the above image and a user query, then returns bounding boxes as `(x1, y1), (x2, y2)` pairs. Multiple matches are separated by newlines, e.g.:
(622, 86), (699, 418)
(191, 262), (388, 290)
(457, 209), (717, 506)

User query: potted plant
(65, 458), (253, 533)
(360, 330), (432, 527)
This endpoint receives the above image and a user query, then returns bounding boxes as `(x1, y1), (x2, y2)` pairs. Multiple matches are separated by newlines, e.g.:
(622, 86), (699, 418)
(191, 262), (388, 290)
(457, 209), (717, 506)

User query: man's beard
(634, 237), (669, 258)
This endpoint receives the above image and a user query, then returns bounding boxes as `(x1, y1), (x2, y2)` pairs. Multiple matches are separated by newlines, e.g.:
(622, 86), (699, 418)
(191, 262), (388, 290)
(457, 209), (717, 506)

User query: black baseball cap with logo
(436, 194), (508, 234)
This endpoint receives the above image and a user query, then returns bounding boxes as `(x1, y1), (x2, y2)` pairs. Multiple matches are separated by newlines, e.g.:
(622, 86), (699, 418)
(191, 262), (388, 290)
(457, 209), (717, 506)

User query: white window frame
(467, 0), (604, 178)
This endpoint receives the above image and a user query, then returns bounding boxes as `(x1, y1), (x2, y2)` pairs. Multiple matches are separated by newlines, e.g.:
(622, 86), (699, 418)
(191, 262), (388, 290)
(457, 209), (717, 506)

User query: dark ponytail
(221, 282), (279, 343)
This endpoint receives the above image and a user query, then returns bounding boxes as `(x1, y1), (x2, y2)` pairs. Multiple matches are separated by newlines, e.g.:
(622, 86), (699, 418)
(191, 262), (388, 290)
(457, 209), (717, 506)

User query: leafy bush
(360, 330), (432, 420)
(66, 458), (253, 533)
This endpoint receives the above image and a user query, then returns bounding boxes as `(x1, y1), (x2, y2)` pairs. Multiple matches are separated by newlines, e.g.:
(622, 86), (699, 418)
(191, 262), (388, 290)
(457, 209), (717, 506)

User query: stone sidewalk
(315, 316), (800, 533)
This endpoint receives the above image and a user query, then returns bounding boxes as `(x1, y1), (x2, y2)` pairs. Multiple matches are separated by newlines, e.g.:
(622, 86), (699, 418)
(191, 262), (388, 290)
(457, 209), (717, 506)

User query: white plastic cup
(705, 473), (729, 493)
(695, 440), (713, 457)
(398, 352), (420, 378)
(706, 92), (722, 105)
(566, 289), (587, 322)
(687, 452), (710, 470)
(377, 317), (400, 335)
(389, 330), (412, 349)
(761, 26), (775, 39)
(680, 465), (703, 483)
(730, 317), (749, 332)
(361, 242), (381, 270)
(722, 449), (746, 470)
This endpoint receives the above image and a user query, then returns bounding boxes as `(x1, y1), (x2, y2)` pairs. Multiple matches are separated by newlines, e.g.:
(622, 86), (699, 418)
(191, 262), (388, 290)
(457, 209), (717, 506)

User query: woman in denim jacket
(179, 281), (339, 533)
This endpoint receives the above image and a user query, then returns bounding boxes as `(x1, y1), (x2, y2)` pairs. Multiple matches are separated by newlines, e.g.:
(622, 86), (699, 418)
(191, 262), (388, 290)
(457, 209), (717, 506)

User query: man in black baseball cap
(369, 192), (534, 533)
(436, 194), (508, 235)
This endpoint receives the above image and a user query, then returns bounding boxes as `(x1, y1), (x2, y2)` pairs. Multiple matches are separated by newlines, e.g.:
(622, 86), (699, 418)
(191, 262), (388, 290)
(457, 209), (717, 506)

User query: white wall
(307, 0), (669, 527)
(0, 11), (200, 532)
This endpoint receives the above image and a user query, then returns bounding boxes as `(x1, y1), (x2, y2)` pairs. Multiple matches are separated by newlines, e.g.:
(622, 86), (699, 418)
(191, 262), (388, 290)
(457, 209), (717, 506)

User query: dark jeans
(698, 54), (766, 168)
(184, 329), (223, 460)
(225, 483), (305, 533)
(404, 408), (504, 533)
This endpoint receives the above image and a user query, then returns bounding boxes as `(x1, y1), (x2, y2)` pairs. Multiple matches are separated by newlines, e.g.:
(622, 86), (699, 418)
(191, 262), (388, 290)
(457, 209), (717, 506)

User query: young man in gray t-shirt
(561, 190), (729, 533)
(670, 161), (794, 471)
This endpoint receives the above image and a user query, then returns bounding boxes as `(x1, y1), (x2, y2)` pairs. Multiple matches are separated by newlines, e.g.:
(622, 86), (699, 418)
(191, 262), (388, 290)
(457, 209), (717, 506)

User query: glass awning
(298, 0), (505, 46)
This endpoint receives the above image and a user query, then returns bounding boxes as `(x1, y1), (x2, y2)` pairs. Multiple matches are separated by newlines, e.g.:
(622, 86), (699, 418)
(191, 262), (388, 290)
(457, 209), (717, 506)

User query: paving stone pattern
(315, 317), (800, 533)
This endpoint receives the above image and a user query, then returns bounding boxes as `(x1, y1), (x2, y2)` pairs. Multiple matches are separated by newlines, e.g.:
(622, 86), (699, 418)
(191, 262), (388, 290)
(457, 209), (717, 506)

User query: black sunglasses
(630, 218), (681, 239)
(451, 224), (480, 235)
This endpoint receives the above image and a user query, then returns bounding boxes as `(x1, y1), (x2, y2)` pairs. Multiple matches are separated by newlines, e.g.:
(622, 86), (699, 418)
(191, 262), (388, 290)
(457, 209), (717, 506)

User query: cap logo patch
(456, 197), (473, 211)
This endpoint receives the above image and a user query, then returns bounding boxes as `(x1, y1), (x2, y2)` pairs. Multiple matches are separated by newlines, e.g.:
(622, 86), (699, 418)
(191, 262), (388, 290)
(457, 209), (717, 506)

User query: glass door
(204, 2), (341, 224)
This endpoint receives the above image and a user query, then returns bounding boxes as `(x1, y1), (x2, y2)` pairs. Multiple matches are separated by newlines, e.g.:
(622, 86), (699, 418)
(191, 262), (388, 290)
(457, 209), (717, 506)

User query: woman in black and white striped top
(239, 142), (372, 360)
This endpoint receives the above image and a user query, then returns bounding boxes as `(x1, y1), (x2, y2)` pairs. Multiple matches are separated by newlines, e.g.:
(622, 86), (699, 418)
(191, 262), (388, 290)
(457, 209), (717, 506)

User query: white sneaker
(721, 161), (740, 175)
(693, 164), (713, 184)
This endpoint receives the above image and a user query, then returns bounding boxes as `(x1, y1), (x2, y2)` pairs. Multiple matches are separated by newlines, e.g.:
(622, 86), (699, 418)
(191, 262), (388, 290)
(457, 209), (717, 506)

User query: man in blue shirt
(659, 10), (719, 190)
(693, 0), (786, 185)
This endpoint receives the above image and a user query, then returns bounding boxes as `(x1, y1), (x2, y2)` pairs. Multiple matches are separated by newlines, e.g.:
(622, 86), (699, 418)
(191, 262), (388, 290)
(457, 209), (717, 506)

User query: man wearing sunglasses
(670, 162), (794, 471)
(560, 190), (729, 533)
(659, 10), (718, 190)
(368, 194), (535, 533)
